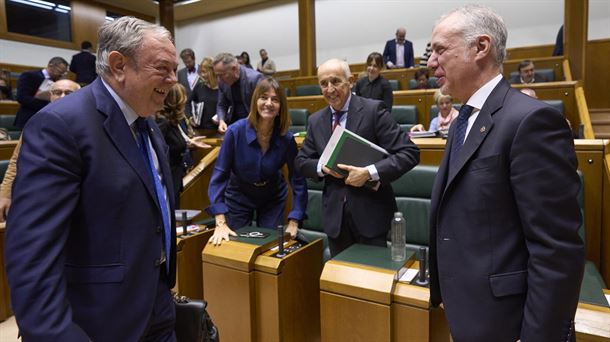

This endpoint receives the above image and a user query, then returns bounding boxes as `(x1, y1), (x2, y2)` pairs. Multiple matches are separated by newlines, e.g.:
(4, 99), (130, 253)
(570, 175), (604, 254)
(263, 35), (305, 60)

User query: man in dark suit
(213, 52), (264, 133)
(382, 27), (415, 69)
(509, 59), (548, 84)
(6, 17), (179, 341)
(70, 41), (97, 85)
(14, 56), (68, 129)
(295, 58), (419, 256)
(427, 5), (584, 341)
(177, 48), (198, 98)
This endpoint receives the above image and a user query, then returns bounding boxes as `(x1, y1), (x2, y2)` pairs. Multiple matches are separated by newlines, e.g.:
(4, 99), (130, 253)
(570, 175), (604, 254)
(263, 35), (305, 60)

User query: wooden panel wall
(585, 39), (610, 109)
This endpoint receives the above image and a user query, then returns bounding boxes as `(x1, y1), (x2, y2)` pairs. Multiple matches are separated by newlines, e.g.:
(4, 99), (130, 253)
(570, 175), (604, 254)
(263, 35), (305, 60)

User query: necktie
(332, 110), (345, 132)
(135, 118), (171, 274)
(449, 104), (474, 169)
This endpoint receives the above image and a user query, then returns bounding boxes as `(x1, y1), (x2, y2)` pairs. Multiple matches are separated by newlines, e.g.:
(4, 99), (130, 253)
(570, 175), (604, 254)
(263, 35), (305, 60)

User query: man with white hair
(6, 17), (179, 341)
(427, 5), (584, 341)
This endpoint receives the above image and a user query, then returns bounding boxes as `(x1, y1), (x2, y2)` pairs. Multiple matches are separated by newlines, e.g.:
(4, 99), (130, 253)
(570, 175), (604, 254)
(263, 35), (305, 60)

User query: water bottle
(391, 212), (406, 262)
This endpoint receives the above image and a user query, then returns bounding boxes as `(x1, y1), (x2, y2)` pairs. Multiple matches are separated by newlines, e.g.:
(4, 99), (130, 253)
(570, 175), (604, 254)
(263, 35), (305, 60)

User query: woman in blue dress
(207, 78), (307, 245)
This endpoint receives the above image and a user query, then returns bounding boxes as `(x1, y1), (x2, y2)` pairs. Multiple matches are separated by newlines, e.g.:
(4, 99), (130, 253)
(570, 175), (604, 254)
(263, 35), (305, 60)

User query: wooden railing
(602, 140), (610, 283)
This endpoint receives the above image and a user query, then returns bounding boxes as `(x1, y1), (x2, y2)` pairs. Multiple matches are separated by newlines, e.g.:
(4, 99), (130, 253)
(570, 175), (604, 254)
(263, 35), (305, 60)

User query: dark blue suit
(6, 78), (177, 341)
(70, 50), (97, 84)
(216, 66), (263, 124)
(14, 69), (49, 129)
(382, 39), (414, 68)
(429, 79), (584, 341)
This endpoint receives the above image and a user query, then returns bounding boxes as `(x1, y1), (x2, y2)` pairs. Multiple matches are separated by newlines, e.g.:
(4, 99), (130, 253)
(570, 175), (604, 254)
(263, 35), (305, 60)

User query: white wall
(0, 38), (76, 67)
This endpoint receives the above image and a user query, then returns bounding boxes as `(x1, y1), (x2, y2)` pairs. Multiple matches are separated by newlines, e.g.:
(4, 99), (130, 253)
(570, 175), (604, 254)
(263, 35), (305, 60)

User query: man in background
(382, 27), (415, 69)
(177, 48), (198, 98)
(213, 52), (263, 133)
(0, 79), (81, 222)
(6, 17), (178, 341)
(427, 5), (584, 341)
(70, 40), (97, 86)
(510, 59), (548, 84)
(14, 56), (68, 129)
(256, 48), (276, 76)
(295, 58), (419, 256)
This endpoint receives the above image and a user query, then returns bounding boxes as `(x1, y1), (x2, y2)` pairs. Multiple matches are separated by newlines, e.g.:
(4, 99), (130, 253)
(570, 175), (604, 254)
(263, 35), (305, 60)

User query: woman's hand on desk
(188, 136), (212, 149)
(286, 220), (299, 238)
(209, 217), (236, 246)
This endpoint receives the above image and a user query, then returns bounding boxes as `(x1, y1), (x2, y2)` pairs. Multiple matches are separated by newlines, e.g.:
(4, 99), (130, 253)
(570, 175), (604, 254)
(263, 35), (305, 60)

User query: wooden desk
(174, 227), (214, 300)
(202, 227), (323, 342)
(575, 290), (610, 341)
(0, 222), (12, 321)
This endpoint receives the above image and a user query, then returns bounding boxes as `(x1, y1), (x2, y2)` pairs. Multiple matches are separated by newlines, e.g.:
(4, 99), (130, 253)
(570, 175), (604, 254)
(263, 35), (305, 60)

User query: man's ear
(108, 51), (127, 82)
(474, 35), (492, 60)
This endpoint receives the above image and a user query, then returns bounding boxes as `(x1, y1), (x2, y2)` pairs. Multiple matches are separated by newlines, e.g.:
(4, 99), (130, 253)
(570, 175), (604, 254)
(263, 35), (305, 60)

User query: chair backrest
(391, 105), (418, 132)
(288, 108), (309, 133)
(302, 179), (324, 232)
(509, 68), (555, 83)
(543, 100), (564, 115)
(0, 160), (10, 181)
(428, 76), (438, 88)
(388, 79), (400, 91)
(429, 104), (461, 119)
(295, 85), (322, 96)
(390, 165), (438, 247)
(0, 115), (19, 132)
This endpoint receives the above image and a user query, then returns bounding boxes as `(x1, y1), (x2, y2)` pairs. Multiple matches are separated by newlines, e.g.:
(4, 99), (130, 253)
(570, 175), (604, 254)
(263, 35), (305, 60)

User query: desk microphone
(276, 225), (286, 258)
(181, 211), (192, 236)
(415, 246), (429, 286)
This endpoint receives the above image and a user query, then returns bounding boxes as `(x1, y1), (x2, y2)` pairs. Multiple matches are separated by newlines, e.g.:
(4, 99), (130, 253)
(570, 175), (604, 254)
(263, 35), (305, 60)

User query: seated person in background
(511, 59), (547, 84)
(353, 52), (393, 110)
(410, 90), (458, 135)
(240, 51), (253, 69)
(186, 57), (219, 130)
(0, 75), (13, 100)
(413, 68), (430, 89)
(207, 78), (307, 245)
(156, 83), (211, 208)
(0, 79), (81, 222)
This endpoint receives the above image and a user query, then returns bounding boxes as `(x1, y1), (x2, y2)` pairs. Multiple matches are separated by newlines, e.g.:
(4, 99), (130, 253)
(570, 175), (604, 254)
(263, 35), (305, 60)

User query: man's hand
(286, 220), (299, 238)
(410, 124), (425, 132)
(188, 136), (212, 149)
(337, 164), (371, 187)
(0, 197), (11, 222)
(322, 165), (345, 179)
(218, 120), (228, 133)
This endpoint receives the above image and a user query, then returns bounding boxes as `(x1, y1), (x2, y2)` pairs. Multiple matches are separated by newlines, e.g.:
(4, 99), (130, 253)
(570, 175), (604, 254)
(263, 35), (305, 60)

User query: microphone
(276, 225), (286, 258)
(415, 247), (429, 286)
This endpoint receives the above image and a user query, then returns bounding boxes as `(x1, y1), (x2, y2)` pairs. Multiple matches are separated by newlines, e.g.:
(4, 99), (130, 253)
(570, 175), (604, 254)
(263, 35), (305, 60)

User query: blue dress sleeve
(285, 135), (308, 221)
(206, 127), (236, 215)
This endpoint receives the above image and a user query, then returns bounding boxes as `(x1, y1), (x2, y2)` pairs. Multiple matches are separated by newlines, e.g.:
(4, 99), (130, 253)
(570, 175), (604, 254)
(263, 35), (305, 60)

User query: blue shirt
(207, 119), (307, 221)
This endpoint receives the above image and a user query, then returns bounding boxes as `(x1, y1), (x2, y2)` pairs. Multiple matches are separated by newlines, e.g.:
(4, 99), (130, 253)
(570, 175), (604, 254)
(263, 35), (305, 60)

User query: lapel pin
(480, 126), (486, 133)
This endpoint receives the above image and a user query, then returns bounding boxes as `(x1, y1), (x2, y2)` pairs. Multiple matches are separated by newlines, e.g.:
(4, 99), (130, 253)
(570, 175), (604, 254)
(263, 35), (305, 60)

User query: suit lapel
(346, 95), (365, 132)
(92, 79), (158, 203)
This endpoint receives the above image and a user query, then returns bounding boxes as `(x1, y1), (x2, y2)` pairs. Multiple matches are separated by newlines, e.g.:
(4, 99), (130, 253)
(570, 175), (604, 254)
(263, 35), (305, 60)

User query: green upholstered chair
(429, 104), (461, 120)
(0, 160), (9, 181)
(295, 85), (322, 96)
(408, 78), (438, 90)
(288, 108), (309, 134)
(391, 105), (418, 132)
(300, 179), (331, 262)
(388, 79), (400, 91)
(0, 115), (20, 140)
(543, 100), (564, 115)
(509, 68), (556, 83)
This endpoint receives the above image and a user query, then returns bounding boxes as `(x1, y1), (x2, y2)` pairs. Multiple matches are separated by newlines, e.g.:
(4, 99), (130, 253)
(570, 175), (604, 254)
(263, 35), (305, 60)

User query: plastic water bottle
(391, 212), (406, 262)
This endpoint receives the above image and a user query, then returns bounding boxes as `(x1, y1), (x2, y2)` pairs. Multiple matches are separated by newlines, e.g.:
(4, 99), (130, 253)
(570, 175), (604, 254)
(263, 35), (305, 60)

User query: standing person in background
(419, 42), (432, 67)
(186, 57), (219, 130)
(70, 41), (97, 86)
(295, 59), (419, 256)
(6, 16), (180, 341)
(240, 51), (253, 69)
(207, 78), (307, 245)
(178, 48), (198, 98)
(213, 52), (264, 133)
(353, 52), (393, 110)
(427, 5), (584, 341)
(14, 56), (68, 129)
(382, 27), (415, 69)
(0, 79), (81, 222)
(257, 49), (276, 76)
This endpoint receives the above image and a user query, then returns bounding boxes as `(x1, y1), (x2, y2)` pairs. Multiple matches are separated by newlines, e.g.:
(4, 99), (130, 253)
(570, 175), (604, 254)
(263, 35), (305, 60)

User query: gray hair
(319, 58), (352, 79)
(96, 16), (173, 76)
(213, 53), (237, 67)
(440, 4), (507, 66)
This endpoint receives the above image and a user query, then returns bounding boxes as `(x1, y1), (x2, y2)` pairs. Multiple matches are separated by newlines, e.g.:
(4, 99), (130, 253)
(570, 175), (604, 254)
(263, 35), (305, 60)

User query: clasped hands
(323, 164), (370, 187)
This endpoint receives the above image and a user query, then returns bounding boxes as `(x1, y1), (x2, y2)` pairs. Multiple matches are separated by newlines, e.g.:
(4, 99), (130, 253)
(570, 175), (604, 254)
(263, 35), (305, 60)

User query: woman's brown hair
(157, 83), (187, 126)
(247, 77), (291, 135)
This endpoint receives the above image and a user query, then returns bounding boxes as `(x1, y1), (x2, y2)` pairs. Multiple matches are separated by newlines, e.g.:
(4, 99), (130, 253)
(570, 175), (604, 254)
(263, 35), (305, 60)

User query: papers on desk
(606, 294), (610, 306)
(398, 268), (419, 283)
(408, 130), (438, 138)
(176, 224), (200, 234)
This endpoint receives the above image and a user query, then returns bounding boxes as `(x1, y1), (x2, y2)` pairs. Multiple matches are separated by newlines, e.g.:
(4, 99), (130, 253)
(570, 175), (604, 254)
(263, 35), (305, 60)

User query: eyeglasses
(50, 89), (74, 97)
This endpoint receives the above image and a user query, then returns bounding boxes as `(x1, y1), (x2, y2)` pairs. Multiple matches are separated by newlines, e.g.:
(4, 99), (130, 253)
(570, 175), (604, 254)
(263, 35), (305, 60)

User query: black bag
(173, 293), (219, 342)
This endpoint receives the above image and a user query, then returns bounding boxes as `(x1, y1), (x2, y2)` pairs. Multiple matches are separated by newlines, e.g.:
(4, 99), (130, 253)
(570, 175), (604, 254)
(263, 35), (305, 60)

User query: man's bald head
(50, 79), (81, 102)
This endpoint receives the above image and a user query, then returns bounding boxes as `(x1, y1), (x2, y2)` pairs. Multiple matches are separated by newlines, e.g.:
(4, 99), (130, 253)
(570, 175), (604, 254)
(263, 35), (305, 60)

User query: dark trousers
(328, 203), (388, 257)
(141, 268), (176, 342)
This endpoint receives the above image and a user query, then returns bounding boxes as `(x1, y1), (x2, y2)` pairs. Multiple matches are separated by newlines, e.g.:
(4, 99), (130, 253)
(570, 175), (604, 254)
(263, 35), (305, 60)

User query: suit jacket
(216, 66), (264, 123)
(429, 79), (584, 342)
(70, 51), (97, 84)
(382, 39), (415, 68)
(177, 66), (195, 98)
(14, 69), (49, 129)
(295, 95), (419, 238)
(6, 78), (177, 341)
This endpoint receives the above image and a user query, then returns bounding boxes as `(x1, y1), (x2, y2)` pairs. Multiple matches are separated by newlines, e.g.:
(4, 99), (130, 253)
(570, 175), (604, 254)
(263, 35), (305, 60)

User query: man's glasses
(50, 89), (74, 96)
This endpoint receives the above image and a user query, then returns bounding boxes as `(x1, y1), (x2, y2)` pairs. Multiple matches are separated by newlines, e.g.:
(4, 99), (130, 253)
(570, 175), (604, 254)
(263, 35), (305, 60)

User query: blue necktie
(332, 110), (345, 132)
(135, 118), (171, 274)
(449, 104), (474, 170)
